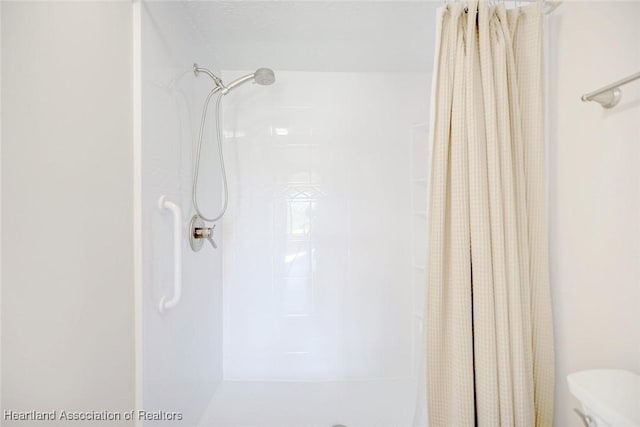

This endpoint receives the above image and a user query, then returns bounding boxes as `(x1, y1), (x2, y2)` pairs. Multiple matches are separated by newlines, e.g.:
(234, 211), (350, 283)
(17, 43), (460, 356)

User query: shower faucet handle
(189, 215), (217, 251)
(195, 225), (217, 249)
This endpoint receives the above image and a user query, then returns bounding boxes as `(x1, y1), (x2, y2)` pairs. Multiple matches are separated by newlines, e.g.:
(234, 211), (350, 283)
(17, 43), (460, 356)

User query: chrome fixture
(189, 215), (217, 252)
(191, 64), (276, 228)
(193, 64), (275, 95)
(581, 71), (640, 109)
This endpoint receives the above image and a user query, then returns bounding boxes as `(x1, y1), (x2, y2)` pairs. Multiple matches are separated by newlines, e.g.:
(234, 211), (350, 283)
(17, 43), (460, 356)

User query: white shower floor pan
(197, 377), (420, 427)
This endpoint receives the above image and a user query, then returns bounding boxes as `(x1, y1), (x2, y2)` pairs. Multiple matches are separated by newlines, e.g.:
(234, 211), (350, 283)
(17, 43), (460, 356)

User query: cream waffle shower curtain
(426, 1), (554, 426)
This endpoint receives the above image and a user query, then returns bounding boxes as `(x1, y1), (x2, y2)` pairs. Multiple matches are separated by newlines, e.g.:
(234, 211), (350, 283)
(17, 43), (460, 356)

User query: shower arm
(193, 63), (227, 93)
(194, 64), (262, 95)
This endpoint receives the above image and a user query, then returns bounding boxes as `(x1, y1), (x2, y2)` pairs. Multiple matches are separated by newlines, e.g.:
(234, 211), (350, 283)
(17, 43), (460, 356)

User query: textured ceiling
(180, 1), (439, 72)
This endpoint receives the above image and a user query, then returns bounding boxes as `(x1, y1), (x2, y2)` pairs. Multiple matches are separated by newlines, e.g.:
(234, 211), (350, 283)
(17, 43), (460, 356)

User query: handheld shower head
(191, 64), (276, 224)
(194, 64), (276, 94)
(253, 68), (275, 86)
(225, 68), (276, 92)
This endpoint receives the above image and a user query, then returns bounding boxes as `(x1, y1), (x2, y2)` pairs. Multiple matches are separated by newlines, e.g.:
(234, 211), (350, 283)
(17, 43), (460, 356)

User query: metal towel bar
(581, 71), (640, 109)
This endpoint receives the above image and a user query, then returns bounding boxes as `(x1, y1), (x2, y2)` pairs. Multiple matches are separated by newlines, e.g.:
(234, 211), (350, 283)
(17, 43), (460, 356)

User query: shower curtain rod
(445, 1), (562, 15)
(581, 71), (640, 109)
(518, 0), (562, 13)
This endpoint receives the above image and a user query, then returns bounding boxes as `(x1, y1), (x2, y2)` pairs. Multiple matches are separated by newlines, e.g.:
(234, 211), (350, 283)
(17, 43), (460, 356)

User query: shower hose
(192, 89), (228, 223)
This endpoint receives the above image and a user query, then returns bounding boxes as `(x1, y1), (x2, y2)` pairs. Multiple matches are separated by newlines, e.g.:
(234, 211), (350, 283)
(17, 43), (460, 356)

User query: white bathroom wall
(0, 2), (3, 411)
(140, 2), (224, 425)
(220, 70), (431, 381)
(548, 2), (640, 426)
(1, 2), (135, 426)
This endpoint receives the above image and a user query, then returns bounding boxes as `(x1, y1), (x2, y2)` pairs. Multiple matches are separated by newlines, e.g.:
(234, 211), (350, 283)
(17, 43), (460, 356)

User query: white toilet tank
(567, 369), (640, 427)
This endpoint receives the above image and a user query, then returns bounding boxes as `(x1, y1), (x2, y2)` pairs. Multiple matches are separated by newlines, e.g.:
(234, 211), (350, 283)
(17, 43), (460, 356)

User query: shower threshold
(197, 377), (420, 427)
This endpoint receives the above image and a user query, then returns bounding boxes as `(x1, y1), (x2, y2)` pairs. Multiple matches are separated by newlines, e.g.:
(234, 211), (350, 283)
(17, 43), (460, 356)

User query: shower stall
(138, 2), (435, 426)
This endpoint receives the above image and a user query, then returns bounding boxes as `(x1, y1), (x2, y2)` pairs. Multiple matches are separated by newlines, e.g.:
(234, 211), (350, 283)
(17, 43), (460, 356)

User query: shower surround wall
(140, 3), (223, 425)
(195, 70), (430, 426)
(220, 70), (429, 381)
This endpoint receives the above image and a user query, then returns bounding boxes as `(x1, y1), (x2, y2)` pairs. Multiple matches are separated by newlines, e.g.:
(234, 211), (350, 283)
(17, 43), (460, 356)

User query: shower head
(253, 68), (276, 86)
(193, 64), (275, 95)
(225, 68), (276, 93)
